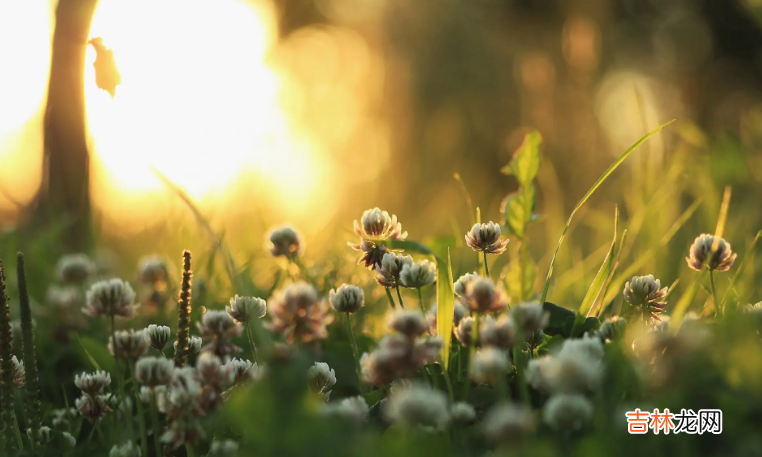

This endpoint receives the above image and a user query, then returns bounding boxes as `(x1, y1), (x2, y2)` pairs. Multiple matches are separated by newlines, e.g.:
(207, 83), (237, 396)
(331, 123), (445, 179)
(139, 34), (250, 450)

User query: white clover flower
(464, 278), (508, 313)
(400, 260), (436, 289)
(135, 357), (174, 387)
(56, 253), (95, 284)
(27, 426), (52, 445)
(166, 367), (203, 411)
(383, 383), (450, 429)
(388, 310), (428, 338)
(161, 417), (205, 448)
(449, 402), (476, 426)
(61, 431), (76, 448)
(353, 208), (408, 241)
(136, 255), (169, 285)
(74, 371), (111, 396)
(145, 324), (171, 352)
(208, 439), (240, 457)
(46, 285), (80, 309)
(196, 352), (227, 386)
(543, 393), (594, 431)
(224, 358), (263, 384)
(266, 225), (303, 258)
(480, 315), (516, 350)
(307, 362), (336, 401)
(0, 355), (25, 387)
(426, 303), (467, 333)
(83, 279), (139, 319)
(75, 394), (111, 422)
(454, 272), (479, 303)
(50, 408), (77, 428)
(323, 396), (370, 423)
(189, 336), (202, 355)
(454, 316), (477, 347)
(109, 329), (149, 360)
(465, 222), (509, 255)
(329, 284), (365, 314)
(413, 336), (443, 366)
(510, 302), (549, 335)
(226, 295), (267, 323)
(110, 440), (142, 457)
(471, 348), (510, 385)
(686, 234), (737, 272)
(482, 402), (536, 443)
(526, 335), (603, 394)
(375, 253), (414, 288)
(267, 282), (333, 343)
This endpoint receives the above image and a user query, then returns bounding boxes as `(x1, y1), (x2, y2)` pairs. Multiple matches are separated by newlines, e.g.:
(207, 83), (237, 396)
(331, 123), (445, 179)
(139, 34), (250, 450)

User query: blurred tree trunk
(36, 0), (99, 251)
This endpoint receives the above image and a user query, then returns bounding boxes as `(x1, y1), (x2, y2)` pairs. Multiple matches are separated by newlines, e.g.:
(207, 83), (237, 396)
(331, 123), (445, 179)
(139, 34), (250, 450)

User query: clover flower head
(426, 303), (467, 334)
(400, 260), (436, 289)
(360, 335), (416, 386)
(464, 278), (508, 313)
(110, 440), (142, 457)
(454, 272), (479, 304)
(354, 208), (408, 241)
(266, 225), (303, 258)
(161, 417), (205, 449)
(388, 310), (429, 338)
(482, 402), (536, 443)
(686, 234), (737, 272)
(375, 253), (414, 288)
(527, 335), (603, 394)
(196, 352), (228, 386)
(50, 408), (77, 428)
(412, 336), (443, 366)
(307, 362), (337, 401)
(1, 355), (26, 387)
(454, 316), (478, 347)
(56, 253), (95, 284)
(76, 394), (111, 422)
(348, 240), (391, 270)
(510, 302), (549, 335)
(543, 393), (594, 431)
(383, 383), (450, 430)
(83, 279), (139, 319)
(145, 324), (171, 352)
(226, 295), (267, 323)
(198, 310), (241, 339)
(74, 370), (111, 396)
(46, 285), (80, 309)
(471, 347), (510, 385)
(598, 316), (627, 342)
(135, 357), (174, 387)
(465, 222), (509, 255)
(329, 284), (365, 314)
(268, 282), (333, 343)
(224, 358), (264, 384)
(109, 329), (149, 360)
(480, 315), (516, 350)
(449, 402), (476, 426)
(208, 439), (239, 457)
(136, 255), (169, 285)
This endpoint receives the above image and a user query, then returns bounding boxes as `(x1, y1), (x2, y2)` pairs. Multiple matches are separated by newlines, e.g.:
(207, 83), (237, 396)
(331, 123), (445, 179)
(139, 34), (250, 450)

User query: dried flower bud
(135, 357), (174, 387)
(56, 253), (95, 284)
(383, 383), (450, 429)
(686, 234), (737, 272)
(388, 310), (428, 338)
(208, 439), (239, 457)
(307, 362), (336, 401)
(83, 279), (139, 319)
(465, 222), (509, 255)
(353, 208), (408, 241)
(109, 329), (149, 360)
(464, 278), (508, 313)
(226, 295), (267, 323)
(74, 371), (111, 396)
(136, 255), (169, 285)
(110, 441), (142, 457)
(482, 403), (536, 443)
(399, 260), (436, 289)
(449, 402), (476, 426)
(375, 253), (414, 288)
(543, 393), (594, 431)
(510, 302), (549, 335)
(266, 225), (303, 258)
(471, 348), (510, 385)
(145, 324), (171, 352)
(348, 239), (390, 270)
(329, 284), (365, 314)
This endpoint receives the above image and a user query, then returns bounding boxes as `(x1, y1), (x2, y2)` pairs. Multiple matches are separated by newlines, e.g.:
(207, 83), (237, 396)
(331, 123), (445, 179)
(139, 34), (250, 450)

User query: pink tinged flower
(465, 222), (509, 255)
(353, 208), (408, 241)
(267, 282), (334, 344)
(686, 234), (737, 272)
(464, 278), (508, 313)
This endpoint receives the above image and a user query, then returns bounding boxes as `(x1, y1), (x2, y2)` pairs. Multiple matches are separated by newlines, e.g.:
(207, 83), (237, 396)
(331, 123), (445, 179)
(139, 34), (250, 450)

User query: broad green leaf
(501, 185), (536, 239)
(505, 256), (536, 302)
(501, 131), (542, 187)
(542, 302), (575, 335)
(539, 120), (675, 305)
(571, 207), (618, 336)
(537, 334), (565, 356)
(436, 248), (455, 368)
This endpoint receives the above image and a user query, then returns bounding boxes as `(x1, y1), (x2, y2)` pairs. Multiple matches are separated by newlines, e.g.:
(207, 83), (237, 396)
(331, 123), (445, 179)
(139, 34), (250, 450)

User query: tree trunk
(36, 0), (99, 251)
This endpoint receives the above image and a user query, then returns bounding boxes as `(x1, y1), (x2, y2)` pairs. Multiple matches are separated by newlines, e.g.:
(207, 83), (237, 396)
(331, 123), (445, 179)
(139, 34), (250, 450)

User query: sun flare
(85, 0), (320, 211)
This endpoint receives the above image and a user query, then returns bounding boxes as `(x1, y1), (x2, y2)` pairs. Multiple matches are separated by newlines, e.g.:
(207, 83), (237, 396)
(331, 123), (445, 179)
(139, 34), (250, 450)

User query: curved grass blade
(670, 269), (708, 329)
(436, 248), (455, 368)
(719, 230), (761, 309)
(539, 120), (675, 305)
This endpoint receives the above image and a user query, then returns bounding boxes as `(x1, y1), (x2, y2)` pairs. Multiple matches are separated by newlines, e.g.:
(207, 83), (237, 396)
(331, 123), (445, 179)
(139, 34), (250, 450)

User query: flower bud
(399, 260), (436, 289)
(74, 371), (111, 396)
(329, 284), (365, 314)
(145, 324), (171, 352)
(226, 295), (267, 323)
(686, 234), (737, 272)
(135, 357), (174, 387)
(465, 222), (509, 254)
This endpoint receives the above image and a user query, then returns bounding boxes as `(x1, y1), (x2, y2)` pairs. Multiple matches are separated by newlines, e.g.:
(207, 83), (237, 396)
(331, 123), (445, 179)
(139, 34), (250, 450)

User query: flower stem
(384, 287), (397, 309)
(395, 286), (405, 309)
(416, 288), (426, 315)
(245, 322), (259, 362)
(464, 312), (481, 399)
(129, 365), (149, 457)
(345, 313), (363, 394)
(149, 390), (162, 457)
(482, 251), (490, 278)
(709, 269), (720, 315)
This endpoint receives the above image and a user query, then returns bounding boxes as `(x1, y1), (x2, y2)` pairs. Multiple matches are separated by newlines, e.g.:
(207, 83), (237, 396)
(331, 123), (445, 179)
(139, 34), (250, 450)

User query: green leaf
(539, 120), (674, 306)
(719, 230), (761, 310)
(386, 239), (434, 256)
(436, 249), (455, 368)
(502, 131), (542, 187)
(542, 302), (575, 335)
(501, 185), (536, 239)
(505, 256), (536, 303)
(75, 334), (116, 374)
(537, 334), (565, 356)
(571, 207), (619, 336)
(669, 269), (708, 330)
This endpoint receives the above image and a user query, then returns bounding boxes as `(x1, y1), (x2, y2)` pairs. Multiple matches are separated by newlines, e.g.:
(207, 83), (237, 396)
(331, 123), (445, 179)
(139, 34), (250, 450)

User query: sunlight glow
(86, 0), (322, 210)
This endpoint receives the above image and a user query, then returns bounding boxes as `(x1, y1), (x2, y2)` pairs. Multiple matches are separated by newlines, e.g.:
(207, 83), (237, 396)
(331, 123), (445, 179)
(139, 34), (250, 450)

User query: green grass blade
(436, 248), (455, 369)
(539, 120), (675, 305)
(719, 230), (761, 309)
(670, 269), (708, 329)
(596, 229), (628, 318)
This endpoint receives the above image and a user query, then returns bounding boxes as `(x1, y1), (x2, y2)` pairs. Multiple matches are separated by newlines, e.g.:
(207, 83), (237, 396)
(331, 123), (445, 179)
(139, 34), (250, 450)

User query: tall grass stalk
(17, 253), (41, 447)
(173, 251), (193, 368)
(0, 258), (17, 454)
